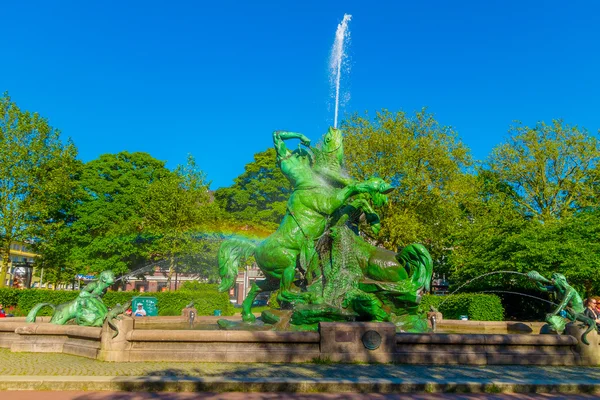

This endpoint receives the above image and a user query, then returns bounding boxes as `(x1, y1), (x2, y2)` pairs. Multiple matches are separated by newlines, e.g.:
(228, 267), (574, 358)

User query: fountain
(1, 14), (599, 366)
(330, 13), (352, 128)
(215, 127), (432, 332)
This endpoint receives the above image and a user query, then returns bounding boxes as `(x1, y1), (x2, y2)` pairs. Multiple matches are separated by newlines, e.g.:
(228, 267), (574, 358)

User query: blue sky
(2, 1), (599, 189)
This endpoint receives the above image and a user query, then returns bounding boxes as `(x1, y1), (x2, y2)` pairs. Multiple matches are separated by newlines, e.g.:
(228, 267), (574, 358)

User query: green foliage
(17, 290), (79, 316)
(450, 120), (600, 297)
(214, 148), (291, 230)
(179, 281), (219, 291)
(102, 288), (235, 317)
(151, 289), (234, 317)
(65, 151), (172, 277)
(341, 109), (474, 273)
(0, 288), (21, 307)
(0, 92), (80, 287)
(486, 120), (599, 220)
(419, 294), (504, 321)
(13, 286), (234, 317)
(140, 155), (220, 282)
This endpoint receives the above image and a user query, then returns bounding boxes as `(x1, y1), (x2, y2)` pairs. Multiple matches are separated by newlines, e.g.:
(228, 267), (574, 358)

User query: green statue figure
(528, 270), (597, 345)
(218, 127), (433, 330)
(26, 271), (128, 332)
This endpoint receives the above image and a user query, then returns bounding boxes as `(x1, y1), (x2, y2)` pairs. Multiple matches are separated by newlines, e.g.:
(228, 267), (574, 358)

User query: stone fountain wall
(1, 317), (598, 365)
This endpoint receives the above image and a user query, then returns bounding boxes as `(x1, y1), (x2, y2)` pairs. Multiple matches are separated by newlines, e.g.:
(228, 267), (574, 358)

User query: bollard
(189, 311), (196, 328)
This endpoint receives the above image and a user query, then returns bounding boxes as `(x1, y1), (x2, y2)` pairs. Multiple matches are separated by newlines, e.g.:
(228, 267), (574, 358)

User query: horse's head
(98, 270), (116, 286)
(321, 127), (344, 166)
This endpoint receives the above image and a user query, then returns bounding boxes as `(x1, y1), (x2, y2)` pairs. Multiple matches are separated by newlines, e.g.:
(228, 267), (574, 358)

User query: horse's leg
(353, 198), (382, 235)
(255, 239), (313, 305)
(241, 278), (278, 322)
(277, 264), (315, 304)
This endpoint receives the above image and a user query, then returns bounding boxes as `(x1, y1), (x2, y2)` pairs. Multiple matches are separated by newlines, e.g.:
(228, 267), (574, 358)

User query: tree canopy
(0, 93), (79, 287)
(214, 148), (291, 231)
(341, 109), (475, 270)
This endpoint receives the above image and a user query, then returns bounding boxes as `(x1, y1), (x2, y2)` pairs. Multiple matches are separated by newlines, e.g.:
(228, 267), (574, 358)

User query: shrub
(0, 288), (21, 308)
(13, 285), (234, 317)
(419, 293), (504, 321)
(179, 281), (219, 291)
(153, 289), (234, 316)
(18, 290), (79, 316)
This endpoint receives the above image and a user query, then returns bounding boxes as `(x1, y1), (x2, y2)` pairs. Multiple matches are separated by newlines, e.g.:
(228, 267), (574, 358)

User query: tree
(0, 93), (79, 287)
(341, 109), (474, 270)
(486, 120), (600, 220)
(140, 155), (220, 287)
(214, 148), (291, 231)
(450, 120), (600, 296)
(66, 152), (171, 276)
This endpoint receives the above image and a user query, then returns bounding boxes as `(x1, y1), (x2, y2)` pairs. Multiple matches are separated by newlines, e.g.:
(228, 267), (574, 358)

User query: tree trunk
(167, 254), (175, 290)
(0, 245), (10, 288)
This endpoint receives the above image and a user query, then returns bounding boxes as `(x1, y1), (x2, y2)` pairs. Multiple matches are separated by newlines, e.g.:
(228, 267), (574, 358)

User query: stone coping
(14, 323), (102, 339)
(0, 316), (50, 323)
(127, 329), (320, 343)
(396, 332), (578, 345)
(437, 319), (547, 332)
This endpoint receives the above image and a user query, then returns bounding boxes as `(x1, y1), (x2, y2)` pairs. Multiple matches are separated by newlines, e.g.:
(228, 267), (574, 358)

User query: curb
(1, 376), (600, 394)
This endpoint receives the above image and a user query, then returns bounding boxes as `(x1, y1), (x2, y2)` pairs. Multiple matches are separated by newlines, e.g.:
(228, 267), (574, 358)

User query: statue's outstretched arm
(273, 131), (311, 145)
(527, 271), (552, 292)
(273, 131), (311, 163)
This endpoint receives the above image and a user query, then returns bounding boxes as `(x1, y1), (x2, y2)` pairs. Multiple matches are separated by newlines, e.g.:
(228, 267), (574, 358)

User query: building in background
(119, 266), (200, 292)
(1, 242), (39, 288)
(228, 264), (265, 305)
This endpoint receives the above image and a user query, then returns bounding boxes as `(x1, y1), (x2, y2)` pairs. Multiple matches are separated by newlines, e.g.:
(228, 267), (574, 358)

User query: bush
(419, 293), (504, 321)
(18, 290), (79, 316)
(12, 285), (234, 317)
(179, 281), (219, 291)
(0, 288), (21, 308)
(152, 289), (235, 316)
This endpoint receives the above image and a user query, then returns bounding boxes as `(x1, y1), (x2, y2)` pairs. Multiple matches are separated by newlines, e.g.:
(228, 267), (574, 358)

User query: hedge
(418, 293), (504, 321)
(1, 284), (234, 317)
(1, 288), (504, 321)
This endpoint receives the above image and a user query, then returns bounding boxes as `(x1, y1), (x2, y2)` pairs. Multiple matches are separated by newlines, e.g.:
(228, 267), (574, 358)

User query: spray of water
(329, 14), (352, 128)
(481, 290), (558, 307)
(116, 259), (172, 282)
(437, 270), (530, 309)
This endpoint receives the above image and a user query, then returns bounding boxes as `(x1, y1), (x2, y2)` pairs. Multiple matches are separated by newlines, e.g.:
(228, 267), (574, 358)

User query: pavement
(1, 348), (600, 394)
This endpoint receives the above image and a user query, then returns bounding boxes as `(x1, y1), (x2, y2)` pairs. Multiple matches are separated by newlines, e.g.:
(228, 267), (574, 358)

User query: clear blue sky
(2, 1), (599, 189)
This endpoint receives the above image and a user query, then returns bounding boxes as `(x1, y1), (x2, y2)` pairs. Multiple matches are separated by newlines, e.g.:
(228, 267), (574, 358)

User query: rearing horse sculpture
(218, 128), (432, 325)
(219, 128), (393, 321)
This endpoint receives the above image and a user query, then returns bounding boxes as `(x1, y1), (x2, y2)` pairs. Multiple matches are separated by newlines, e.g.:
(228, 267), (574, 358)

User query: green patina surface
(528, 270), (597, 345)
(26, 271), (129, 333)
(218, 128), (433, 331)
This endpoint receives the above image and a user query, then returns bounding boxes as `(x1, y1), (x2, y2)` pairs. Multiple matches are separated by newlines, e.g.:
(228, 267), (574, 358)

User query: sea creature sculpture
(528, 270), (596, 345)
(26, 270), (128, 333)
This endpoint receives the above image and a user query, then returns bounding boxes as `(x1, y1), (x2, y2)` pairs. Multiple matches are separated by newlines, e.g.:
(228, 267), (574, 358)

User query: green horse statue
(218, 127), (433, 328)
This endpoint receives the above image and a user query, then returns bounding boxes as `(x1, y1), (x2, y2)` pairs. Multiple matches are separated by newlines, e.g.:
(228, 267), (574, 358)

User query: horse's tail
(25, 303), (55, 323)
(398, 243), (433, 293)
(218, 238), (258, 292)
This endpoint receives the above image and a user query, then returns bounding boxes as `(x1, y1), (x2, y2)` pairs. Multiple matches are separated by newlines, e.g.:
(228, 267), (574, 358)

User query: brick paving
(3, 392), (600, 400)
(2, 348), (600, 394)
